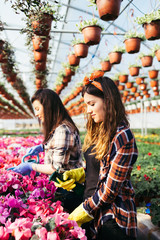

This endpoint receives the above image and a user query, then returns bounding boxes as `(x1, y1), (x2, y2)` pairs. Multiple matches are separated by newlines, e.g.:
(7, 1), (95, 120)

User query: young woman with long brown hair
(56, 76), (138, 240)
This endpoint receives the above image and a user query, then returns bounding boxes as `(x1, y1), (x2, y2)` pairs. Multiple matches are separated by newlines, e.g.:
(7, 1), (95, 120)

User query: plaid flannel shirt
(83, 124), (138, 238)
(44, 123), (82, 171)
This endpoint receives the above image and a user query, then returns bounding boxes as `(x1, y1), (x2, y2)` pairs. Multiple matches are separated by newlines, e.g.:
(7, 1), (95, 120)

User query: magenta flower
(35, 227), (47, 240)
(0, 226), (9, 240)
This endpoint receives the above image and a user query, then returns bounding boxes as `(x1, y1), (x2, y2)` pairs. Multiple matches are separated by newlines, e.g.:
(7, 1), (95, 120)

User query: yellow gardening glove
(63, 167), (85, 184)
(68, 203), (93, 227)
(54, 178), (76, 191)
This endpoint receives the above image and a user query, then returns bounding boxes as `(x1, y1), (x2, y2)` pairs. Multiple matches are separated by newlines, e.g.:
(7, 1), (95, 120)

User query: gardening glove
(26, 144), (44, 156)
(10, 162), (34, 176)
(54, 178), (76, 191)
(68, 203), (93, 227)
(63, 167), (85, 184)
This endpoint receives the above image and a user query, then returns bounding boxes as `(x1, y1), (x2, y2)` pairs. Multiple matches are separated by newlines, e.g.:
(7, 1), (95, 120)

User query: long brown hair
(82, 76), (129, 160)
(31, 89), (79, 143)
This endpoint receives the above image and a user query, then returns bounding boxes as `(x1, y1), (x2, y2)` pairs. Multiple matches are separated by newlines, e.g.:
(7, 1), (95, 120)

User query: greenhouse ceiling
(0, 0), (160, 118)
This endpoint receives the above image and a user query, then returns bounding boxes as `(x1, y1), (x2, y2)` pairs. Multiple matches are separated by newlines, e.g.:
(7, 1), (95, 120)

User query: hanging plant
(100, 56), (112, 72)
(125, 81), (134, 89)
(150, 79), (158, 88)
(68, 52), (80, 66)
(124, 31), (145, 54)
(131, 86), (137, 93)
(148, 69), (159, 79)
(76, 18), (103, 46)
(116, 72), (128, 83)
(135, 10), (160, 40)
(88, 0), (122, 21)
(32, 35), (50, 51)
(62, 62), (78, 77)
(135, 76), (147, 85)
(152, 44), (160, 62)
(138, 52), (154, 67)
(108, 46), (125, 64)
(72, 38), (89, 58)
(128, 64), (141, 76)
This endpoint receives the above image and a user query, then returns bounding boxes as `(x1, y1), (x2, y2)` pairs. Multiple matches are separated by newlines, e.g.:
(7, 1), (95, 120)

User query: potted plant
(135, 9), (160, 40)
(91, 67), (104, 77)
(108, 46), (125, 64)
(68, 51), (80, 66)
(118, 84), (125, 91)
(135, 76), (147, 85)
(150, 79), (158, 88)
(72, 38), (89, 58)
(138, 52), (154, 67)
(32, 35), (50, 51)
(152, 44), (160, 62)
(148, 69), (159, 79)
(131, 86), (137, 93)
(76, 18), (103, 46)
(88, 0), (122, 21)
(129, 63), (141, 76)
(125, 81), (134, 89)
(100, 56), (112, 72)
(124, 31), (145, 54)
(117, 72), (128, 83)
(62, 62), (77, 77)
(139, 83), (147, 91)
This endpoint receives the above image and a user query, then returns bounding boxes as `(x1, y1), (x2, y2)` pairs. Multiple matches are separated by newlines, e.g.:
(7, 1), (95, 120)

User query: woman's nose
(87, 106), (92, 114)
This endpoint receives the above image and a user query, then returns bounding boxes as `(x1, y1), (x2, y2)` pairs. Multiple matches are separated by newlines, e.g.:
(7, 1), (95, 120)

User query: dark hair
(31, 89), (79, 143)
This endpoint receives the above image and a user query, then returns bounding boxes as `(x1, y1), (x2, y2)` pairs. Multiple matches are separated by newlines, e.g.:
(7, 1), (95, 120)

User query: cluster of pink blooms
(0, 136), (87, 240)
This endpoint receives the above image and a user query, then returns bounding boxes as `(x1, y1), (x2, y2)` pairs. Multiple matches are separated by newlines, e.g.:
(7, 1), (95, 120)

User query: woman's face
(84, 92), (105, 123)
(32, 100), (44, 123)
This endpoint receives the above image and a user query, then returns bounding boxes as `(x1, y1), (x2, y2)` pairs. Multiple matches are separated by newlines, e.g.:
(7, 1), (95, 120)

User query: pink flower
(35, 227), (47, 240)
(0, 226), (9, 240)
(70, 226), (87, 240)
(47, 232), (60, 240)
(148, 152), (152, 156)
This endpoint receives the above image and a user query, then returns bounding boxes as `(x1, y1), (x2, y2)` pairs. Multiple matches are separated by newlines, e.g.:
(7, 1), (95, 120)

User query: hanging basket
(65, 68), (75, 76)
(6, 73), (17, 83)
(125, 82), (133, 89)
(34, 50), (47, 62)
(136, 77), (144, 85)
(82, 25), (102, 46)
(141, 56), (153, 67)
(108, 52), (122, 64)
(119, 74), (128, 83)
(32, 35), (50, 51)
(100, 61), (111, 72)
(148, 70), (159, 79)
(96, 0), (122, 21)
(155, 49), (160, 61)
(129, 66), (140, 76)
(35, 61), (46, 71)
(143, 20), (160, 40)
(150, 80), (158, 88)
(139, 83), (147, 91)
(124, 38), (141, 54)
(118, 85), (125, 91)
(30, 13), (53, 36)
(68, 54), (80, 66)
(73, 43), (89, 58)
(131, 86), (137, 93)
(114, 80), (119, 86)
(62, 76), (71, 84)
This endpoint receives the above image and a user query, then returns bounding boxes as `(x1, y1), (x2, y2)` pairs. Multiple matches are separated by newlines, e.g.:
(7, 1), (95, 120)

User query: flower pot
(30, 13), (53, 36)
(129, 67), (140, 76)
(32, 35), (50, 51)
(136, 77), (144, 85)
(150, 80), (158, 88)
(63, 76), (71, 84)
(1, 63), (12, 74)
(118, 85), (125, 91)
(6, 73), (17, 83)
(154, 91), (159, 96)
(141, 56), (153, 67)
(82, 25), (102, 46)
(0, 51), (7, 63)
(68, 54), (80, 66)
(114, 80), (119, 86)
(108, 52), (122, 64)
(135, 92), (140, 97)
(152, 86), (158, 91)
(148, 70), (158, 79)
(155, 49), (160, 61)
(34, 50), (47, 62)
(73, 43), (89, 58)
(93, 70), (104, 77)
(125, 82), (133, 89)
(145, 93), (150, 98)
(96, 0), (122, 21)
(124, 38), (141, 54)
(131, 86), (137, 93)
(65, 68), (75, 76)
(100, 61), (111, 72)
(119, 74), (128, 83)
(123, 90), (129, 97)
(139, 83), (147, 91)
(35, 61), (46, 71)
(143, 20), (160, 40)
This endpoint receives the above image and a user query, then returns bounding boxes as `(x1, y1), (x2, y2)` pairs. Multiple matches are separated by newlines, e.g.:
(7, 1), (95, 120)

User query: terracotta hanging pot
(154, 91), (159, 96)
(65, 68), (75, 76)
(152, 86), (158, 91)
(131, 86), (137, 93)
(1, 63), (12, 74)
(143, 20), (160, 40)
(150, 80), (158, 88)
(119, 74), (128, 83)
(68, 54), (80, 66)
(6, 73), (17, 83)
(155, 49), (160, 61)
(63, 76), (71, 84)
(145, 93), (150, 98)
(129, 66), (140, 76)
(82, 25), (102, 46)
(118, 85), (125, 91)
(108, 52), (122, 64)
(141, 56), (153, 67)
(125, 82), (133, 89)
(124, 38), (141, 54)
(96, 0), (122, 21)
(100, 61), (111, 72)
(35, 61), (46, 71)
(73, 43), (89, 58)
(0, 51), (7, 63)
(34, 50), (47, 62)
(30, 13), (53, 36)
(32, 35), (50, 51)
(123, 90), (129, 97)
(148, 70), (159, 79)
(135, 92), (140, 97)
(93, 70), (104, 76)
(136, 77), (144, 85)
(114, 80), (119, 86)
(139, 83), (147, 91)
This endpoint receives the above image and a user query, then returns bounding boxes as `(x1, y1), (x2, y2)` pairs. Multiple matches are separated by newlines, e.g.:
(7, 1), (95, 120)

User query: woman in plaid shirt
(11, 88), (82, 177)
(62, 76), (138, 240)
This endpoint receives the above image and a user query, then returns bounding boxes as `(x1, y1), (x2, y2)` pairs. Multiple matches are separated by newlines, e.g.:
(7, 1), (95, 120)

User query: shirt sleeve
(83, 136), (138, 216)
(45, 125), (75, 170)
